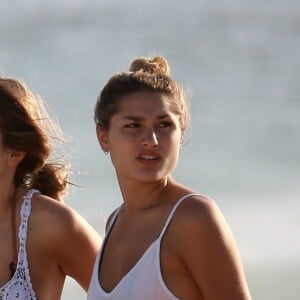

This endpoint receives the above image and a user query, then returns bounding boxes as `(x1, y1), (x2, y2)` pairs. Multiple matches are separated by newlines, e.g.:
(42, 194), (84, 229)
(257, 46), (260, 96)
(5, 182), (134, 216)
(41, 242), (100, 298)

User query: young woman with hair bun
(0, 77), (101, 299)
(88, 56), (251, 300)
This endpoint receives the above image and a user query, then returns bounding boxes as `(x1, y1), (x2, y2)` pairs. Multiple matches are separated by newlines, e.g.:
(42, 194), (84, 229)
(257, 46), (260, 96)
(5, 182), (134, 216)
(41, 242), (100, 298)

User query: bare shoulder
(173, 194), (236, 251)
(31, 193), (82, 228)
(29, 192), (101, 246)
(169, 194), (251, 299)
(28, 192), (101, 290)
(175, 194), (223, 227)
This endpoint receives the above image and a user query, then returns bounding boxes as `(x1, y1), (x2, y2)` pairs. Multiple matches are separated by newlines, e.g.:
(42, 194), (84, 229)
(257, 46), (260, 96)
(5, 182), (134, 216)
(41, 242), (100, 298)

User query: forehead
(116, 91), (173, 116)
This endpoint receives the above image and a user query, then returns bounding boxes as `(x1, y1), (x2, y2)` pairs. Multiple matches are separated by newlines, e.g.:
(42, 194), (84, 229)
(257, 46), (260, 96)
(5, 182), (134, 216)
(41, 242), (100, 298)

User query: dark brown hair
(0, 77), (68, 200)
(94, 56), (189, 131)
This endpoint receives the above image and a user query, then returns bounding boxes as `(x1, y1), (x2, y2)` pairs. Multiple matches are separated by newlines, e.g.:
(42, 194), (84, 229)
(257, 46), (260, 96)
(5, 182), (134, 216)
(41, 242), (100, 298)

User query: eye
(157, 121), (173, 128)
(125, 122), (140, 128)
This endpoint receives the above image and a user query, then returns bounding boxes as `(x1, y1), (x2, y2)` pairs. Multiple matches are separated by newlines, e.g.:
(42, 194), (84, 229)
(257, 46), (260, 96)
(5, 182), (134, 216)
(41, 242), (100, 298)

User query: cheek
(172, 135), (183, 157)
(170, 131), (182, 147)
(108, 136), (132, 159)
(160, 134), (181, 155)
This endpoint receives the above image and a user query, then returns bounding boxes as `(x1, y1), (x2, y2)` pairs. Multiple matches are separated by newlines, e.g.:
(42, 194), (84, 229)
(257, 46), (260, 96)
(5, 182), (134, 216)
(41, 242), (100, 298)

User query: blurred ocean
(1, 1), (299, 299)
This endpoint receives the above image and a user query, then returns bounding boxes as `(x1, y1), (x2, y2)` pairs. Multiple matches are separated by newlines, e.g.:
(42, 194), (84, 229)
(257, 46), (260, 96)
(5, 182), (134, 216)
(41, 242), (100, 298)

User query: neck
(0, 177), (16, 216)
(118, 176), (174, 214)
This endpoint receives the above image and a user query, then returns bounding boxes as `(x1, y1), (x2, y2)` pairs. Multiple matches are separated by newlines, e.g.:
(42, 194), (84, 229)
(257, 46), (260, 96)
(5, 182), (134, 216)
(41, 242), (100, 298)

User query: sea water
(1, 1), (299, 299)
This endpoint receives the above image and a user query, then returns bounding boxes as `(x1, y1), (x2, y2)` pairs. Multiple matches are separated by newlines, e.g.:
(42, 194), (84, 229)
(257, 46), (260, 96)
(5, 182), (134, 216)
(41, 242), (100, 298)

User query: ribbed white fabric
(87, 194), (198, 300)
(0, 189), (38, 300)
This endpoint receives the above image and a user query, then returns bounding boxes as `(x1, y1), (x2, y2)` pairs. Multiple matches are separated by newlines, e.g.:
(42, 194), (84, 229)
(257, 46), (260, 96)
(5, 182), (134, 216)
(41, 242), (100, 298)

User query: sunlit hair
(0, 77), (69, 200)
(94, 56), (190, 132)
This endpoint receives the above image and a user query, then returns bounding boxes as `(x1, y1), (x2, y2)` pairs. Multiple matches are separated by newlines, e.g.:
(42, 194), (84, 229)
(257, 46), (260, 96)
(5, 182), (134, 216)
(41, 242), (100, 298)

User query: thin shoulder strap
(158, 193), (199, 240)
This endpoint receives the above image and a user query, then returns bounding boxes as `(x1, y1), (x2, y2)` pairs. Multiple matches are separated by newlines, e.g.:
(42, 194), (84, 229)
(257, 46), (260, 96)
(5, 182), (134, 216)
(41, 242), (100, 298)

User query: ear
(7, 150), (26, 167)
(96, 125), (109, 153)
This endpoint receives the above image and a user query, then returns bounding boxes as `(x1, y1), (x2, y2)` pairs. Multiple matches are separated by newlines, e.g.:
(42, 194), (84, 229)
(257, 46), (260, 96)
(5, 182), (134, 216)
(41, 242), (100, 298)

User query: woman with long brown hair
(88, 56), (251, 300)
(0, 77), (101, 299)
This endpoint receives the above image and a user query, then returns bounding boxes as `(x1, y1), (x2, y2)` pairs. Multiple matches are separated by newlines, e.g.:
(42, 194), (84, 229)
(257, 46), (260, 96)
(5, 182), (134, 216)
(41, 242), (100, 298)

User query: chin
(136, 172), (168, 183)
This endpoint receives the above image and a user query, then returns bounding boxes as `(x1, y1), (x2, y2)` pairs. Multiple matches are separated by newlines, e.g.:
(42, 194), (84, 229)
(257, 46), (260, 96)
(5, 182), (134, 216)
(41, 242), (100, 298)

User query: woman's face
(97, 91), (183, 183)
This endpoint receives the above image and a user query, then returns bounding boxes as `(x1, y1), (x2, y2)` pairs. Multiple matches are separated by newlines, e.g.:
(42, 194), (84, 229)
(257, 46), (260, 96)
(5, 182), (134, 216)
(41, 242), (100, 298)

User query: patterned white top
(0, 189), (38, 300)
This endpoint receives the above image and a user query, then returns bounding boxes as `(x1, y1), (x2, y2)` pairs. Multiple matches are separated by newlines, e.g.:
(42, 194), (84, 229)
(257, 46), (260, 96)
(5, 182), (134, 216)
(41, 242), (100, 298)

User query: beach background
(1, 1), (299, 299)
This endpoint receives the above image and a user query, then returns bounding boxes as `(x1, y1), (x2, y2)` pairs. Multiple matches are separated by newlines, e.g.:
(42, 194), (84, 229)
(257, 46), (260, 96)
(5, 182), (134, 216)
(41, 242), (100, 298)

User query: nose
(142, 128), (158, 148)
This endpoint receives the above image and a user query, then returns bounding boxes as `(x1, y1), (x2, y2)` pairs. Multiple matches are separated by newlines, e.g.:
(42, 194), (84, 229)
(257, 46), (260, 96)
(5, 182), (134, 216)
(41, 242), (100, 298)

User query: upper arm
(177, 197), (251, 300)
(61, 208), (117, 289)
(60, 207), (117, 289)
(51, 206), (102, 290)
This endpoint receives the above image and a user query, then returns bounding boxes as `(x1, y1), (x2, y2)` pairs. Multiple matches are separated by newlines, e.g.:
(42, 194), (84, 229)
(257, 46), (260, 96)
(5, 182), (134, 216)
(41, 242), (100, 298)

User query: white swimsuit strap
(17, 189), (39, 263)
(0, 189), (39, 300)
(107, 194), (199, 239)
(158, 193), (199, 240)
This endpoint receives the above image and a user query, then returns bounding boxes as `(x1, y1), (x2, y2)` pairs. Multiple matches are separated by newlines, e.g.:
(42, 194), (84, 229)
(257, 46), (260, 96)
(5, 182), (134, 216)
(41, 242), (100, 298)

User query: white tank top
(0, 189), (38, 300)
(87, 194), (197, 300)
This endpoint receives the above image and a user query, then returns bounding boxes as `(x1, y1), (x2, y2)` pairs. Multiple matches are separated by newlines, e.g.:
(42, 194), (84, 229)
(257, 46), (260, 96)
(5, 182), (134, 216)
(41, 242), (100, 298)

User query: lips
(137, 152), (161, 164)
(140, 155), (158, 160)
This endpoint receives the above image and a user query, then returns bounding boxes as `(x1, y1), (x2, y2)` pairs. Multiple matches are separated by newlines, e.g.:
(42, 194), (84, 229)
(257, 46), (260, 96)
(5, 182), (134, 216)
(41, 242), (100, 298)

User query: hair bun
(129, 56), (170, 76)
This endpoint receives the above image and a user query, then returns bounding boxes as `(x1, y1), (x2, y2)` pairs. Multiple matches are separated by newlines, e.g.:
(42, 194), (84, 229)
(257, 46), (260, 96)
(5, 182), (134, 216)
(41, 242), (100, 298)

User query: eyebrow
(121, 114), (171, 121)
